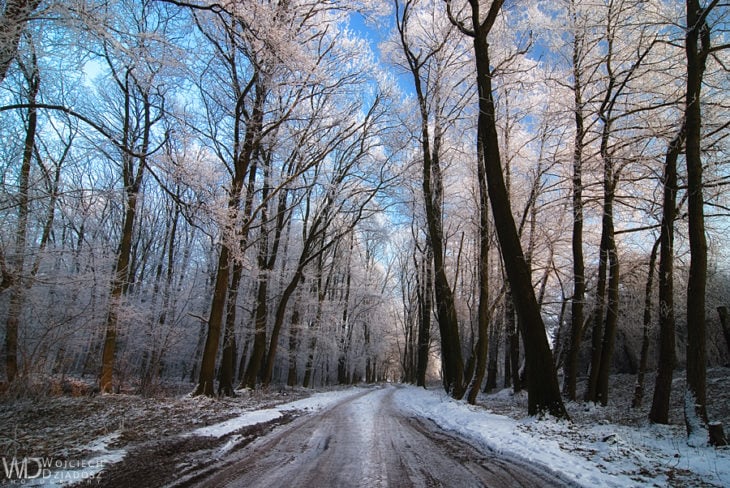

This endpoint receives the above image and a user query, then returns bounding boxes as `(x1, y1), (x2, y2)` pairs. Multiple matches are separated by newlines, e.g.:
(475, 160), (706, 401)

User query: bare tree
(561, 0), (590, 401)
(3, 31), (38, 383)
(395, 0), (466, 399)
(94, 0), (171, 393)
(683, 0), (728, 445)
(649, 126), (684, 422)
(446, 0), (567, 418)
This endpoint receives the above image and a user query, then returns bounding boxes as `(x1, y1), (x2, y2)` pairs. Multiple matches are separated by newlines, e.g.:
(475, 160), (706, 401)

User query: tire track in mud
(76, 412), (300, 488)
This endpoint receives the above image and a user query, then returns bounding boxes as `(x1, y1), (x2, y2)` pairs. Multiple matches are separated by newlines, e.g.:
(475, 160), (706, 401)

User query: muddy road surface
(162, 387), (573, 488)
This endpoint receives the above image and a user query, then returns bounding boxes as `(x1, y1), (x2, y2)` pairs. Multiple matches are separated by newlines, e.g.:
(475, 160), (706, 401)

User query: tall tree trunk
(649, 127), (684, 423)
(684, 0), (713, 442)
(261, 270), (302, 386)
(302, 336), (317, 388)
(243, 267), (270, 388)
(633, 237), (660, 409)
(286, 301), (301, 387)
(584, 251), (607, 402)
(423, 94), (464, 399)
(596, 220), (619, 406)
(142, 202), (180, 393)
(484, 316), (500, 392)
(302, 246), (334, 388)
(563, 0), (587, 399)
(193, 72), (263, 396)
(416, 243), (433, 387)
(585, 56), (619, 405)
(396, 3), (464, 397)
(100, 180), (141, 393)
(447, 0), (567, 417)
(337, 234), (354, 384)
(217, 260), (242, 396)
(4, 54), (38, 383)
(467, 136), (490, 404)
(505, 290), (521, 392)
(718, 307), (730, 356)
(100, 74), (149, 393)
(193, 244), (230, 396)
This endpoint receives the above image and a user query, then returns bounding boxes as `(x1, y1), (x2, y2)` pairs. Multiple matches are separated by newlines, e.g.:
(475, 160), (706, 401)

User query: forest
(0, 0), (728, 443)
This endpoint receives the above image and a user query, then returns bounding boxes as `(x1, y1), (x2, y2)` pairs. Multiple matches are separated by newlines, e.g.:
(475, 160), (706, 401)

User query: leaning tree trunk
(450, 0), (567, 417)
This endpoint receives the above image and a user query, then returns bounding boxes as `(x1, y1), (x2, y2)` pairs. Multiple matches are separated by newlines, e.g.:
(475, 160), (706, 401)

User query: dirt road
(185, 387), (572, 487)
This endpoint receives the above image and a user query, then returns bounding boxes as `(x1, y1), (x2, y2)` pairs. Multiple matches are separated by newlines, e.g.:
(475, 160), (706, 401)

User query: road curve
(193, 386), (572, 488)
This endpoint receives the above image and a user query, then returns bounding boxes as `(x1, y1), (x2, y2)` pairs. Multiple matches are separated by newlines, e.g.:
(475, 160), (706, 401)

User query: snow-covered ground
(394, 386), (730, 487)
(2, 370), (729, 486)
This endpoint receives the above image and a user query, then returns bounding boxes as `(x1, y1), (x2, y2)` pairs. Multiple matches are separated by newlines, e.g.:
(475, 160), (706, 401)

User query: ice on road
(193, 386), (570, 487)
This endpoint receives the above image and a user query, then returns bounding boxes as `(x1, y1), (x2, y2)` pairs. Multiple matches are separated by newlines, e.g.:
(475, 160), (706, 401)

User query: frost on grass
(0, 385), (313, 462)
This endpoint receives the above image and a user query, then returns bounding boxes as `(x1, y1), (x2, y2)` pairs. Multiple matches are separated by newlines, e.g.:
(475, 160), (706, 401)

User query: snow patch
(393, 386), (730, 487)
(189, 387), (367, 439)
(20, 433), (126, 486)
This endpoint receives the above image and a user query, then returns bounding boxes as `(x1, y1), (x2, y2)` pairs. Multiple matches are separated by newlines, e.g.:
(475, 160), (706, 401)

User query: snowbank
(393, 386), (730, 487)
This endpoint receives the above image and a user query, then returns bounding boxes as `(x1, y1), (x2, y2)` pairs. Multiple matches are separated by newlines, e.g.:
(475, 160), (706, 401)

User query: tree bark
(396, 1), (464, 398)
(563, 0), (587, 400)
(0, 0), (42, 85)
(416, 243), (433, 387)
(633, 237), (659, 409)
(467, 130), (491, 404)
(649, 126), (684, 423)
(718, 307), (730, 356)
(684, 0), (713, 440)
(3, 51), (38, 383)
(447, 0), (567, 418)
(194, 244), (230, 396)
(100, 71), (150, 393)
(217, 260), (242, 396)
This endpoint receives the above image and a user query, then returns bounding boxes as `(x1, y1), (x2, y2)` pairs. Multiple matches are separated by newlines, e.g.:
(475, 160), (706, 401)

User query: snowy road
(191, 386), (569, 487)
